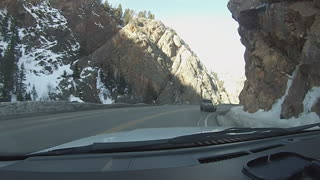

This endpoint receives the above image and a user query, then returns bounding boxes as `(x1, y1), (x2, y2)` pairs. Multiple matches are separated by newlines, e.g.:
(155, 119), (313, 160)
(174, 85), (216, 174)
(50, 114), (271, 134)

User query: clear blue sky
(105, 0), (245, 77)
(106, 0), (230, 18)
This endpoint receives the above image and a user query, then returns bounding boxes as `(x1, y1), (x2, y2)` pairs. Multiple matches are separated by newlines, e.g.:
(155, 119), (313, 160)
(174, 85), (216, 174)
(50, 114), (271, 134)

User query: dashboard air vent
(250, 144), (284, 153)
(199, 152), (250, 164)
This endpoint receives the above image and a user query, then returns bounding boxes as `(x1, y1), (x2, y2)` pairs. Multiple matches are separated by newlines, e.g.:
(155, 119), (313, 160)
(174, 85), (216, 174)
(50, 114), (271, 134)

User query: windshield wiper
(2, 124), (320, 161)
(286, 123), (320, 132)
(30, 125), (318, 156)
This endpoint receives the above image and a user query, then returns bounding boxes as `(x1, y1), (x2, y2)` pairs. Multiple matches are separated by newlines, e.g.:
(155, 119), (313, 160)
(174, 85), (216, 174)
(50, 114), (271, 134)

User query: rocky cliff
(0, 0), (230, 104)
(77, 18), (231, 104)
(228, 0), (320, 118)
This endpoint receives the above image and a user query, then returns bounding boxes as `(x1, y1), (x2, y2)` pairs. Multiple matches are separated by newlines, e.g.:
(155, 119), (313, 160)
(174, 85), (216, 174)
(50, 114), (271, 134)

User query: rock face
(0, 0), (230, 104)
(229, 0), (320, 118)
(80, 19), (230, 104)
(50, 0), (120, 55)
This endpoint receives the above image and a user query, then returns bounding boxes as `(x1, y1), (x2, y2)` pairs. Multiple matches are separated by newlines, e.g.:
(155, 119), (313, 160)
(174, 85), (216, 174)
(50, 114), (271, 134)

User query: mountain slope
(0, 0), (231, 104)
(80, 18), (231, 104)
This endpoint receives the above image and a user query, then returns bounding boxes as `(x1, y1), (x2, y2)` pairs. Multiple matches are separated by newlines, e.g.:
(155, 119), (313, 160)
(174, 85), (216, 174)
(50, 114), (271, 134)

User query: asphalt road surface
(0, 105), (235, 154)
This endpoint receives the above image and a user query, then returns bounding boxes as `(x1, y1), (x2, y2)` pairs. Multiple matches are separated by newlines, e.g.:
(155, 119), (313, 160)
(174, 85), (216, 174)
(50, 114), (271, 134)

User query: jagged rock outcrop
(229, 0), (320, 118)
(79, 19), (230, 104)
(0, 0), (230, 104)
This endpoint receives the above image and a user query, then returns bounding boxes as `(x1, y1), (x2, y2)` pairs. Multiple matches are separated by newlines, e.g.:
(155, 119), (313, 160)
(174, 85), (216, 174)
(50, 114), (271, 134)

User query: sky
(105, 0), (245, 77)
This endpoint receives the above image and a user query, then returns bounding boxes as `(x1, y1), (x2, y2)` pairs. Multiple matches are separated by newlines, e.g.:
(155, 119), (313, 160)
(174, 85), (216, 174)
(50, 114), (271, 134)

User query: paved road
(0, 105), (235, 154)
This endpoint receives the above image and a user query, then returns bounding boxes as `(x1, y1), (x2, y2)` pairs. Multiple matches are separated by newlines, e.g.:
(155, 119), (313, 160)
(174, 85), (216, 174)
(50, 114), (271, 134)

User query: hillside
(0, 0), (231, 104)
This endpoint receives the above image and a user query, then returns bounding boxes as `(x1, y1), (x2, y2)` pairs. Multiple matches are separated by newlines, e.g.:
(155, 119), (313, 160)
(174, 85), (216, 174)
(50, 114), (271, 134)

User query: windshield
(0, 0), (319, 155)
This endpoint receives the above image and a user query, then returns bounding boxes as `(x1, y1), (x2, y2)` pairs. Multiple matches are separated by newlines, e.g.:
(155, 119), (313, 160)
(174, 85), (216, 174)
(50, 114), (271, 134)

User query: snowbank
(217, 67), (320, 128)
(217, 87), (320, 128)
(69, 95), (84, 103)
(217, 106), (320, 128)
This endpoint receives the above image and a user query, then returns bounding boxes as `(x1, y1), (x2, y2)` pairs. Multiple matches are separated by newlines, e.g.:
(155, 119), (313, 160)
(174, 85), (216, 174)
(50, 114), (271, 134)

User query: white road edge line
(204, 113), (215, 127)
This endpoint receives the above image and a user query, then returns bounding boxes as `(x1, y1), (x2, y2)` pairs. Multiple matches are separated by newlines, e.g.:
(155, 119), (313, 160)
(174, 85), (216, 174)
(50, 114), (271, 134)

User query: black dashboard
(1, 131), (320, 180)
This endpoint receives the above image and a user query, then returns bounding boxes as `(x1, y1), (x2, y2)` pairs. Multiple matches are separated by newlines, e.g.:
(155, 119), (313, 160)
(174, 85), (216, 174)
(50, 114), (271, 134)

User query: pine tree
(24, 92), (32, 101)
(147, 11), (155, 20)
(114, 4), (123, 19)
(1, 40), (17, 102)
(1, 14), (9, 41)
(123, 9), (134, 25)
(113, 4), (123, 25)
(103, 0), (111, 11)
(16, 63), (26, 101)
(31, 85), (38, 101)
(0, 55), (4, 101)
(144, 82), (157, 104)
(118, 76), (127, 95)
(106, 68), (116, 94)
(0, 20), (20, 102)
(72, 63), (81, 79)
(138, 11), (147, 18)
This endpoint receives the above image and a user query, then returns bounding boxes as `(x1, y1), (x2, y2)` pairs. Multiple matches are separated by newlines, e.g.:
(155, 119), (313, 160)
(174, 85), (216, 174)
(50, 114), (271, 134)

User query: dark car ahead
(200, 99), (216, 112)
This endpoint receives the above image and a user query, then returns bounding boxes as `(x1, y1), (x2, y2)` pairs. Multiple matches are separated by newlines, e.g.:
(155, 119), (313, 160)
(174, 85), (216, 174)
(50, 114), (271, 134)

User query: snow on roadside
(303, 87), (320, 113)
(217, 68), (320, 128)
(69, 95), (84, 103)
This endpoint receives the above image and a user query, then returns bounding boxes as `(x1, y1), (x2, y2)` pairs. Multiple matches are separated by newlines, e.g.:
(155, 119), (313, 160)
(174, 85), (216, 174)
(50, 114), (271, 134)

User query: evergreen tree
(138, 11), (147, 18)
(147, 11), (155, 20)
(62, 70), (68, 78)
(0, 39), (17, 102)
(1, 14), (9, 41)
(0, 19), (20, 102)
(103, 0), (111, 11)
(24, 92), (32, 101)
(72, 63), (81, 79)
(144, 82), (157, 104)
(106, 68), (116, 94)
(114, 4), (123, 19)
(16, 63), (26, 101)
(31, 85), (38, 101)
(123, 9), (134, 25)
(47, 83), (56, 101)
(17, 92), (24, 101)
(118, 76), (127, 95)
(0, 55), (4, 101)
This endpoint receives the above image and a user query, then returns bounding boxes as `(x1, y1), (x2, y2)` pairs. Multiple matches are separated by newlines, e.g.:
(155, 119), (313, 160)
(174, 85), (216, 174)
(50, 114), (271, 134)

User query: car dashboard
(1, 131), (320, 180)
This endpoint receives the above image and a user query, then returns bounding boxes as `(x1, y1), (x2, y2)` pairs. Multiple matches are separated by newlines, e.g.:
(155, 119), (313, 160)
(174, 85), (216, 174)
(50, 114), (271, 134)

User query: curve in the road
(100, 107), (195, 134)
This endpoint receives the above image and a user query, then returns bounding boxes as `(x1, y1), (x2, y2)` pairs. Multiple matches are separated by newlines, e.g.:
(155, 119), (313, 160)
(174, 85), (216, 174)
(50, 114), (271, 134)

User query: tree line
(0, 15), (37, 102)
(102, 0), (155, 26)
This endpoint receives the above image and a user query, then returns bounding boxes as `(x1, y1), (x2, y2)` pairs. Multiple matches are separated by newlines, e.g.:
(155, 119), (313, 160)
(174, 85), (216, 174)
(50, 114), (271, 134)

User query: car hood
(38, 127), (228, 153)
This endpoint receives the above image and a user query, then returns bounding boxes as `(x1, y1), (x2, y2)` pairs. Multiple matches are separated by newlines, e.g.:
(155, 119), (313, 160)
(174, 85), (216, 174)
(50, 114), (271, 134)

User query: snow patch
(91, 11), (100, 17)
(96, 70), (113, 104)
(24, 64), (73, 100)
(303, 87), (320, 113)
(69, 95), (84, 103)
(23, 1), (68, 28)
(94, 22), (104, 28)
(217, 68), (320, 128)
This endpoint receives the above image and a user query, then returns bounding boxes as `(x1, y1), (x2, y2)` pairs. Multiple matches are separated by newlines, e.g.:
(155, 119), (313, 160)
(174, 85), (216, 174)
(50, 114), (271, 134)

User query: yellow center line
(100, 108), (194, 135)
